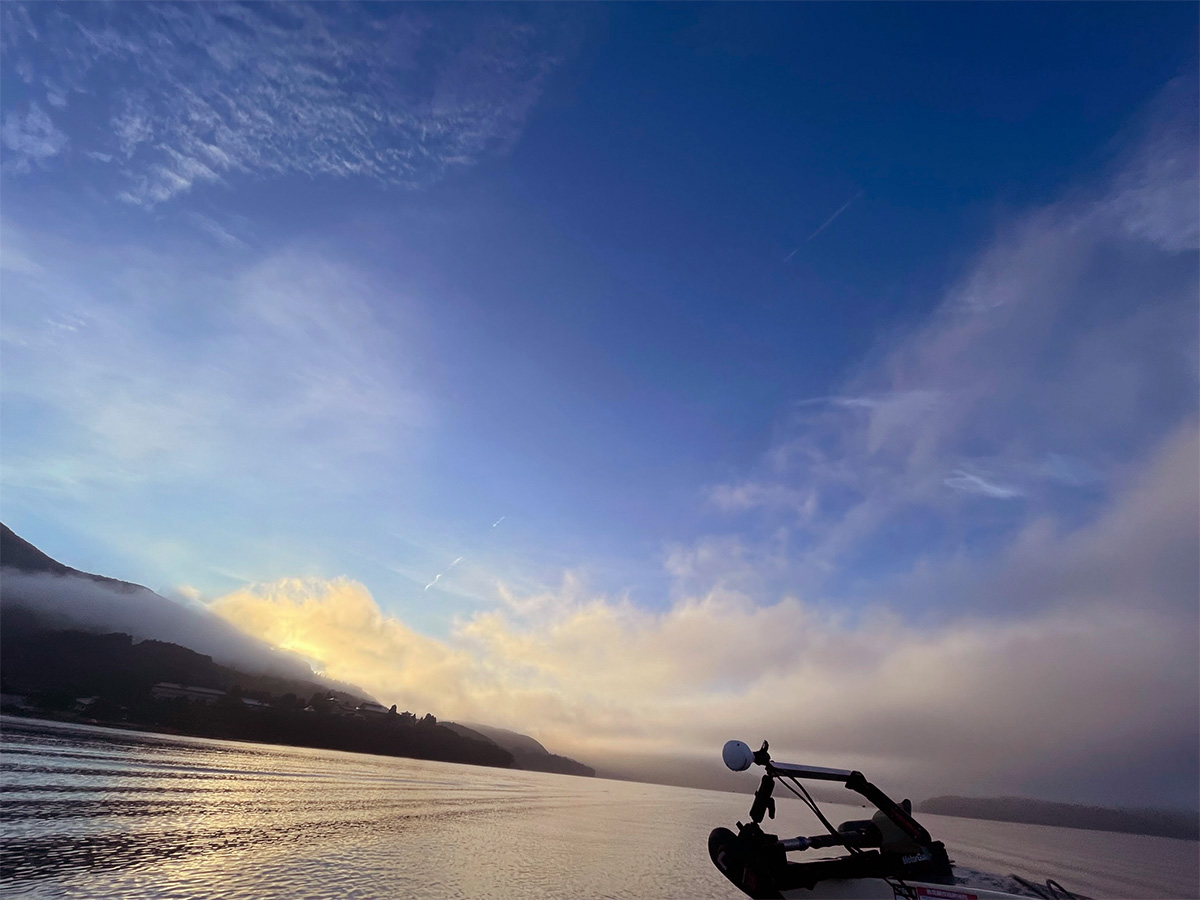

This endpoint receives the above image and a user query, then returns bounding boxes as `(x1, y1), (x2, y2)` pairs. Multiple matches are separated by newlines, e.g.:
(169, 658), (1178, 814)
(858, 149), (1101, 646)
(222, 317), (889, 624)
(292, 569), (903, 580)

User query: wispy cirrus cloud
(704, 79), (1198, 594)
(0, 3), (563, 204)
(0, 102), (67, 173)
(0, 224), (424, 496)
(943, 469), (1023, 500)
(186, 212), (250, 251)
(707, 481), (815, 514)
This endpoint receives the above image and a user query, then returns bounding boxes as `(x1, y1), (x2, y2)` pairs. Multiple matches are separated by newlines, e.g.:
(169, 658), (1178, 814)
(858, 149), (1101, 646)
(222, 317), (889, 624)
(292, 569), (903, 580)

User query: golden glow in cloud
(209, 428), (1196, 798)
(211, 570), (1191, 795)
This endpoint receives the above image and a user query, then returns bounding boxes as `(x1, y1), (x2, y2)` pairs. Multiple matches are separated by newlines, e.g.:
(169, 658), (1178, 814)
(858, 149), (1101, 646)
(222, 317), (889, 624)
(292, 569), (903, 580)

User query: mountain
(1, 524), (325, 684)
(444, 722), (595, 778)
(0, 606), (364, 712)
(0, 524), (513, 770)
(0, 523), (370, 708)
(0, 615), (512, 769)
(0, 524), (597, 776)
(918, 795), (1199, 841)
(1, 523), (142, 591)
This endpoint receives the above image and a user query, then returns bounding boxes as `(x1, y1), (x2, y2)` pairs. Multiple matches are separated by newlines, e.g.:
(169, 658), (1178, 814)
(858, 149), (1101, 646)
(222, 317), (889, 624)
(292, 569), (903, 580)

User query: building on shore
(151, 683), (226, 704)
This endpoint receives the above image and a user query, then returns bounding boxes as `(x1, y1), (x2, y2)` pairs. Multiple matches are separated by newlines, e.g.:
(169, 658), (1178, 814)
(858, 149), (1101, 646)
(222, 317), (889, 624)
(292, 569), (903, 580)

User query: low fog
(1, 568), (335, 689)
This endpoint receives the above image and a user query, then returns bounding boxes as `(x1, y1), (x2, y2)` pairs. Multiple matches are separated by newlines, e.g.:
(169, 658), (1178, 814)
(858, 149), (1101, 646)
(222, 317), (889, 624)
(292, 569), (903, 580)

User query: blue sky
(2, 4), (1197, 805)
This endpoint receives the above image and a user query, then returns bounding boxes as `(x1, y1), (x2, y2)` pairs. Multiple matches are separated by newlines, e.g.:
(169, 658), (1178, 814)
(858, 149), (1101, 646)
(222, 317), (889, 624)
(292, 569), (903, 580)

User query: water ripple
(1, 716), (1195, 900)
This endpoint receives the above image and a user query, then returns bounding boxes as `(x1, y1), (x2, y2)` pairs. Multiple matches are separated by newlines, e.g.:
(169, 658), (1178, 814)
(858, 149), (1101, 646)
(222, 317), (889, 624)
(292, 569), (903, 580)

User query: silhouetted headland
(0, 612), (514, 768)
(0, 524), (593, 776)
(919, 795), (1198, 841)
(444, 722), (595, 777)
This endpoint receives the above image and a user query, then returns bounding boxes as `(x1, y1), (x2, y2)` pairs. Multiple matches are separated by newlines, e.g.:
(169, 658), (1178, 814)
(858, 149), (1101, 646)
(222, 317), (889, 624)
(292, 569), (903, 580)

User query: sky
(1, 3), (1197, 809)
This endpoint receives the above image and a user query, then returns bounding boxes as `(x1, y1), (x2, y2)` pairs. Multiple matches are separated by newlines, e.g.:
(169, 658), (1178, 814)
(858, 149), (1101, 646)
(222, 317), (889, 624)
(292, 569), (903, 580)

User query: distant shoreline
(7, 712), (1193, 847)
(0, 712), (514, 771)
(0, 704), (515, 769)
(919, 794), (1198, 842)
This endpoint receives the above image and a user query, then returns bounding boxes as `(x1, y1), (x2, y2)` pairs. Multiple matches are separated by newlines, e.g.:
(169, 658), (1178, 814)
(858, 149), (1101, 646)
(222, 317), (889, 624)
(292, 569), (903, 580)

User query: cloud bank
(210, 425), (1196, 807)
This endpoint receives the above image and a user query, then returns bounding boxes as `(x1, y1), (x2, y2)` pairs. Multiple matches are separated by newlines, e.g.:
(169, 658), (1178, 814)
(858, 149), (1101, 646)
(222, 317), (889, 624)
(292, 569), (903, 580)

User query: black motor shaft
(749, 774), (775, 824)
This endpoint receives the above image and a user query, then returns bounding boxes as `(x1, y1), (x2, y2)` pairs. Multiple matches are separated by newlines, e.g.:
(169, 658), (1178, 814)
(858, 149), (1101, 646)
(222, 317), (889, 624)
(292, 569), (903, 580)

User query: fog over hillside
(2, 570), (316, 681)
(0, 525), (355, 691)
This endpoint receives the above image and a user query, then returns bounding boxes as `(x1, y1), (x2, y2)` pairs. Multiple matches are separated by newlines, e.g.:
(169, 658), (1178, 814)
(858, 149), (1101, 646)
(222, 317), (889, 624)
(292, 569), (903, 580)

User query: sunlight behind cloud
(212, 577), (474, 707)
(211, 423), (1198, 806)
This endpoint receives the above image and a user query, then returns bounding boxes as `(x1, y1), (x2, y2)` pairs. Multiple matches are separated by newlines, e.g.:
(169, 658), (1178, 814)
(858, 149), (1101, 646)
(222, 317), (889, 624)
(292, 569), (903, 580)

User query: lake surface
(1, 717), (1195, 899)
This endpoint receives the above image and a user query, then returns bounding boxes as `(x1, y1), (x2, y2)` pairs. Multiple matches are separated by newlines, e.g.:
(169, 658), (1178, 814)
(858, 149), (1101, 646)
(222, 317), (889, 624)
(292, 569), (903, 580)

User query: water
(1, 717), (1195, 899)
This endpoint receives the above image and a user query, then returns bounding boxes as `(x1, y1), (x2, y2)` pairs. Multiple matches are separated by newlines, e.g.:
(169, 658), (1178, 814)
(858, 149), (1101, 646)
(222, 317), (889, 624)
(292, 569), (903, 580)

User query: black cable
(781, 780), (822, 823)
(789, 775), (920, 897)
(774, 772), (918, 898)
(775, 774), (863, 856)
(1010, 874), (1054, 899)
(771, 772), (1084, 900)
(1044, 878), (1080, 899)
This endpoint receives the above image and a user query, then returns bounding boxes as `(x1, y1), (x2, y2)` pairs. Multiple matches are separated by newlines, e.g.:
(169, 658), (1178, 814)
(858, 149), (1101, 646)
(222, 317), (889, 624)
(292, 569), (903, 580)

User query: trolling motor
(725, 740), (777, 830)
(709, 740), (954, 899)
